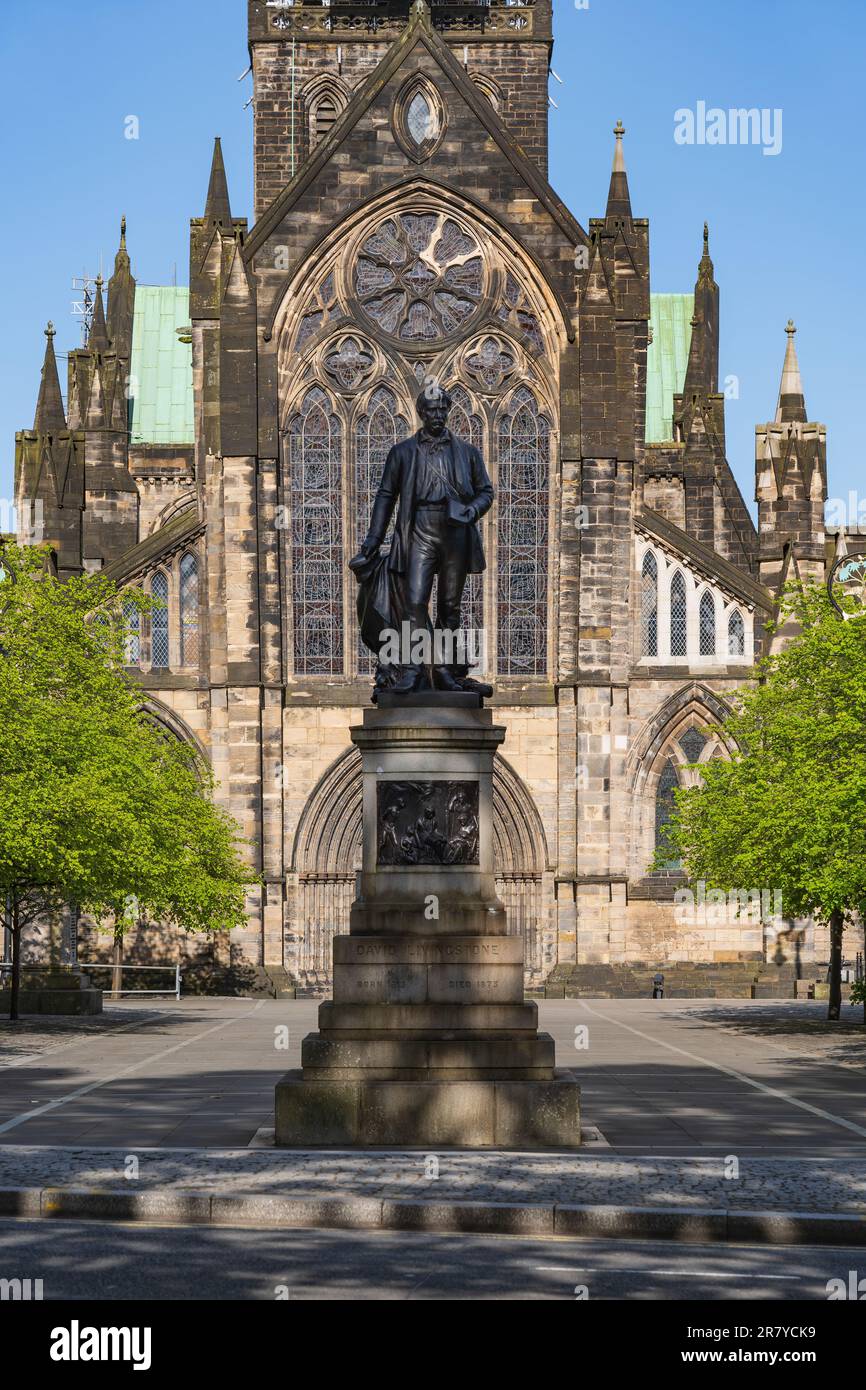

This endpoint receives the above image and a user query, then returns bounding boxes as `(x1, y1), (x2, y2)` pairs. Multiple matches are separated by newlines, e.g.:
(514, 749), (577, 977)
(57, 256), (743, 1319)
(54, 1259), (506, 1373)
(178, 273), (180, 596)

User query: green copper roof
(646, 292), (694, 443)
(126, 287), (692, 448)
(129, 286), (194, 445)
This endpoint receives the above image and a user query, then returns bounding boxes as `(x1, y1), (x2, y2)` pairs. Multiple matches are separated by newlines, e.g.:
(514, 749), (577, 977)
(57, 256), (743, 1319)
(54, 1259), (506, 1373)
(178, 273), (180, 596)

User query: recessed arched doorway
(288, 747), (550, 988)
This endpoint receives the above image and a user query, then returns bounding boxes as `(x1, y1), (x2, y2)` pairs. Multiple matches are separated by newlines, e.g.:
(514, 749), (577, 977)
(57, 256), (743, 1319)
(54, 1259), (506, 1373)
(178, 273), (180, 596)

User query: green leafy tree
(0, 543), (257, 1021)
(660, 584), (866, 1023)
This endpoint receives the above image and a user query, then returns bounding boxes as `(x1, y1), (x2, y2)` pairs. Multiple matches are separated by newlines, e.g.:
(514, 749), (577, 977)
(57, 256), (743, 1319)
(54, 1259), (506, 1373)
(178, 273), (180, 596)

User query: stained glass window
(180, 553), (200, 668)
(678, 727), (706, 764)
(655, 758), (682, 868)
(497, 387), (549, 676)
(728, 609), (745, 657)
(670, 570), (687, 657)
(289, 387), (344, 675)
(354, 212), (483, 342)
(448, 385), (485, 648)
(123, 598), (140, 667)
(699, 590), (716, 657)
(641, 550), (658, 657)
(151, 571), (169, 670)
(355, 385), (408, 672)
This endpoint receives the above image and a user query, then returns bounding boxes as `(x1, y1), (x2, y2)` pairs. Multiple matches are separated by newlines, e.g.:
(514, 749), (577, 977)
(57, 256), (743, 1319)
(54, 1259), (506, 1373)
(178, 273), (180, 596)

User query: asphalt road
(1, 997), (865, 1153)
(0, 1218), (857, 1300)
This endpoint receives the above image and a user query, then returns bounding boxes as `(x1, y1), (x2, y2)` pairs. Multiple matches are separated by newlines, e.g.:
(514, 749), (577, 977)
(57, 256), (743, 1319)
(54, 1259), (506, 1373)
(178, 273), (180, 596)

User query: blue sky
(1, 0), (862, 518)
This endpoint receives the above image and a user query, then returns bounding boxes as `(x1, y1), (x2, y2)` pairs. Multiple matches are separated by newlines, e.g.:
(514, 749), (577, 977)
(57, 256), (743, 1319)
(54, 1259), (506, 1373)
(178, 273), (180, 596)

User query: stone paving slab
(1, 1145), (865, 1214)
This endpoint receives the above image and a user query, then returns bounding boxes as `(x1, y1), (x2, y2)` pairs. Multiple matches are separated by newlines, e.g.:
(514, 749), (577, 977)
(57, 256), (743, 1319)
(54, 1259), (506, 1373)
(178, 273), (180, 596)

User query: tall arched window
(699, 590), (716, 657)
(289, 387), (344, 676)
(151, 571), (169, 670)
(497, 386), (550, 676)
(123, 598), (140, 667)
(670, 570), (687, 657)
(655, 758), (682, 869)
(179, 553), (200, 668)
(641, 551), (658, 657)
(354, 385), (408, 672)
(728, 609), (745, 657)
(449, 384), (485, 643)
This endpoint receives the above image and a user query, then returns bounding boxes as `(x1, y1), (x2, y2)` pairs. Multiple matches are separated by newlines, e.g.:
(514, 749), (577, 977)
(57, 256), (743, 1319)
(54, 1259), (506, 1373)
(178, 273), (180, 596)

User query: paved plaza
(1, 998), (865, 1220)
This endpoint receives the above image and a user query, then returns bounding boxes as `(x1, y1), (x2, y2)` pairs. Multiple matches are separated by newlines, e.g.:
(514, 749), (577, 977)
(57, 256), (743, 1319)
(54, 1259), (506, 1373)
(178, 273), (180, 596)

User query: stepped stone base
(275, 703), (581, 1150)
(275, 1069), (581, 1148)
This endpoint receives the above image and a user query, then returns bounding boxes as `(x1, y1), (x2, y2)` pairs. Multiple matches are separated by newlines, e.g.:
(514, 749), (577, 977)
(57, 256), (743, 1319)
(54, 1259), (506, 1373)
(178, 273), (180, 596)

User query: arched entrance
(289, 747), (549, 986)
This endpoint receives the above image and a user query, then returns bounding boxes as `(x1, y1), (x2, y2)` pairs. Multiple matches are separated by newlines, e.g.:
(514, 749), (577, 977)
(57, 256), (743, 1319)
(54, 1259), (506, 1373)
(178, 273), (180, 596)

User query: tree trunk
(9, 900), (21, 1023)
(110, 928), (123, 1002)
(828, 907), (844, 1022)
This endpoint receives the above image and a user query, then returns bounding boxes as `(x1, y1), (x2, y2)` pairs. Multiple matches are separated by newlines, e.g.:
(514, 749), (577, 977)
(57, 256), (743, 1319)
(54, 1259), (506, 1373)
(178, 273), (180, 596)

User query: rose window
(354, 212), (484, 341)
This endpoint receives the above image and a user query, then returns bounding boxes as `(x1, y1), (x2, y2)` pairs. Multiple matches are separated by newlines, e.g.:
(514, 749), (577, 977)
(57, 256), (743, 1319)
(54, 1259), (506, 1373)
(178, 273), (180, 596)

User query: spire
(88, 275), (110, 353)
(107, 215), (136, 357)
(33, 322), (67, 433)
(775, 319), (807, 424)
(682, 223), (720, 397)
(204, 137), (233, 227)
(697, 221), (715, 286)
(114, 214), (127, 271)
(605, 120), (632, 220)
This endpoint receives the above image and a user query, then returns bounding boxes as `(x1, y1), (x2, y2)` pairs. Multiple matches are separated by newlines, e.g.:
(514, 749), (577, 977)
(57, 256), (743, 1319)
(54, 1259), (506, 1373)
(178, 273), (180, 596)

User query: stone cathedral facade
(15, 0), (842, 990)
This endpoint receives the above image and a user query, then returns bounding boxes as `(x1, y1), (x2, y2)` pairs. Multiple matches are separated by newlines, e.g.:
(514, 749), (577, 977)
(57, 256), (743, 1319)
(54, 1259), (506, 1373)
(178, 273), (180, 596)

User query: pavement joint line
(577, 1000), (866, 1141)
(2, 1142), (866, 1161)
(0, 1002), (266, 1135)
(0, 1010), (171, 1071)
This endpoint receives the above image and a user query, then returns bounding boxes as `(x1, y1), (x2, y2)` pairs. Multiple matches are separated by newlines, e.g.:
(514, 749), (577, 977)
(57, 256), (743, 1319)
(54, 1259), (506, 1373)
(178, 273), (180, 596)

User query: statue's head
(416, 384), (452, 438)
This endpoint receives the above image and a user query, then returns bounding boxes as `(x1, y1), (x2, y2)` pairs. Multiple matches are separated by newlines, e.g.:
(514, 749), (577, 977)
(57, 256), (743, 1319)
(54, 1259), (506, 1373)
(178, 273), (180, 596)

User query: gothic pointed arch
(627, 681), (738, 797)
(292, 746), (547, 876)
(302, 73), (351, 155)
(265, 175), (571, 352)
(289, 747), (549, 980)
(392, 72), (447, 163)
(137, 696), (209, 764)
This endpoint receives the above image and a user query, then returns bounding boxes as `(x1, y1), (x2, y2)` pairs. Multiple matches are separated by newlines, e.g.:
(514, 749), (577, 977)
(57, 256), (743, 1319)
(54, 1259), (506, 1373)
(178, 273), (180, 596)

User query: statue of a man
(349, 385), (494, 697)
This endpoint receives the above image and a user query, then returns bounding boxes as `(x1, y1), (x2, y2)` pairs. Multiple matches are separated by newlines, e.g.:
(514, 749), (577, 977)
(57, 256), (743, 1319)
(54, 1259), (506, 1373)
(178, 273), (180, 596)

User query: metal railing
(78, 963), (182, 1000)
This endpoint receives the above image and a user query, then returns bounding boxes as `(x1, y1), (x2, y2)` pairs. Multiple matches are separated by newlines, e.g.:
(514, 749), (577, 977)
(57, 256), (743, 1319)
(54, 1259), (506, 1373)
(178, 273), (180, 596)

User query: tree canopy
(0, 543), (257, 1017)
(661, 583), (866, 1019)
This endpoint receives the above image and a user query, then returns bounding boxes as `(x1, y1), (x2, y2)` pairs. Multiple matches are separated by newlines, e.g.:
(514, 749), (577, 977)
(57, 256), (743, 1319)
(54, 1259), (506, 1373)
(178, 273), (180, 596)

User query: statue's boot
(390, 664), (427, 694)
(456, 675), (494, 697)
(432, 665), (464, 692)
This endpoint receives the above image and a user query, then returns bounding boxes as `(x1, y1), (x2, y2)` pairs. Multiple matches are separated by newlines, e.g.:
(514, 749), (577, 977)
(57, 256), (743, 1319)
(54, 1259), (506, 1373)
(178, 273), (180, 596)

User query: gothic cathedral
(15, 0), (838, 992)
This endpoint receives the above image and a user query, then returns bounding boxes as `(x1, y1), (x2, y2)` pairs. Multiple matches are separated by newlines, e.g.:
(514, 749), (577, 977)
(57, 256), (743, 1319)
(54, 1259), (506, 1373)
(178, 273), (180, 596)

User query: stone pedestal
(0, 967), (103, 1016)
(275, 701), (580, 1148)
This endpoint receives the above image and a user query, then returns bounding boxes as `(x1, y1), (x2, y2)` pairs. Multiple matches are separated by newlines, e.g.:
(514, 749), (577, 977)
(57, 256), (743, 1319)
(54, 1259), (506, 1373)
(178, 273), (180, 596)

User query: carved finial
(96, 273), (104, 291)
(703, 221), (709, 248)
(611, 120), (627, 177)
(786, 318), (796, 337)
(120, 215), (127, 247)
(45, 321), (56, 340)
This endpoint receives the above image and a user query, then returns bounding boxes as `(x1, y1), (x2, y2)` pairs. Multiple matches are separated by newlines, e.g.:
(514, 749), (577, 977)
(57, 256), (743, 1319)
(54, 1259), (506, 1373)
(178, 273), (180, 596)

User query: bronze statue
(349, 385), (494, 699)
